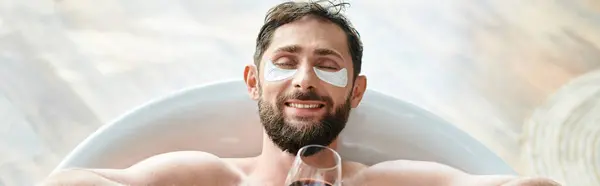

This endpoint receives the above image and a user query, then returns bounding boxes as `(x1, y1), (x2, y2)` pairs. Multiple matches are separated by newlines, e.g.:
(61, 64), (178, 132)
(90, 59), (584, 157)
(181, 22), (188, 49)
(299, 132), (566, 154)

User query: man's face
(244, 16), (367, 155)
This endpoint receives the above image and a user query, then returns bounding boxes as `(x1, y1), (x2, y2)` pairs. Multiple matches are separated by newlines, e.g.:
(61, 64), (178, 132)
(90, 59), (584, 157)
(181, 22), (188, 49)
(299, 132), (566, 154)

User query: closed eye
(317, 66), (339, 71)
(316, 58), (341, 71)
(275, 62), (296, 69)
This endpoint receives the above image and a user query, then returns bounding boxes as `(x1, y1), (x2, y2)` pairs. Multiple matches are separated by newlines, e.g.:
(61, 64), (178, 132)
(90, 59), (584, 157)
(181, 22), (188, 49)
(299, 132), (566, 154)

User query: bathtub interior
(54, 80), (516, 175)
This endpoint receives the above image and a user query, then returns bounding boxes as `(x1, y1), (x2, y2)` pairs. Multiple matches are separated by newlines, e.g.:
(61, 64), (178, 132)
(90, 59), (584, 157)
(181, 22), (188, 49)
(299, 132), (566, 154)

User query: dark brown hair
(253, 0), (363, 78)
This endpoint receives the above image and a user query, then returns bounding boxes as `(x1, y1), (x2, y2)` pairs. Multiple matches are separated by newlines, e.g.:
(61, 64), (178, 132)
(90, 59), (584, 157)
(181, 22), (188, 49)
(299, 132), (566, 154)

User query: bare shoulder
(45, 151), (245, 186)
(128, 150), (226, 169)
(222, 156), (258, 174)
(127, 151), (246, 185)
(345, 160), (562, 186)
(341, 161), (368, 179)
(344, 160), (468, 186)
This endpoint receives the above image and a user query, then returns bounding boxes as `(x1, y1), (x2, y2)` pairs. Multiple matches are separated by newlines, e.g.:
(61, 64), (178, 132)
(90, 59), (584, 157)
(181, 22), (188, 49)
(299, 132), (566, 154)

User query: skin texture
(38, 16), (561, 186)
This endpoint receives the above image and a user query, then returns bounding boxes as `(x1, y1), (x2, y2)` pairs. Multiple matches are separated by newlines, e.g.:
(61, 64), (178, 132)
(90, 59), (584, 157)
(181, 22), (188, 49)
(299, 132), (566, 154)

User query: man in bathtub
(40, 1), (561, 186)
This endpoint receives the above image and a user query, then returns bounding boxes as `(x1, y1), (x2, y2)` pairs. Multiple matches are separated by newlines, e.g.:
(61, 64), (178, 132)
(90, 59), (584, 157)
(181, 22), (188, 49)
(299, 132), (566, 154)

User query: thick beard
(258, 89), (352, 156)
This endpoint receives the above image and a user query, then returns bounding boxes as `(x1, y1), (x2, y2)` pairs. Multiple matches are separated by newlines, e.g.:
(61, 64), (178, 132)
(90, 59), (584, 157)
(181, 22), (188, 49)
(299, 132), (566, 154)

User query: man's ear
(350, 75), (367, 108)
(244, 64), (260, 100)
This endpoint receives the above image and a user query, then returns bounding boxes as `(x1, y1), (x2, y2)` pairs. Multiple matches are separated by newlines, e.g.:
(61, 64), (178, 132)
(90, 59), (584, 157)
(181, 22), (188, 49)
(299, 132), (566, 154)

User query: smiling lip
(284, 99), (326, 117)
(284, 100), (326, 108)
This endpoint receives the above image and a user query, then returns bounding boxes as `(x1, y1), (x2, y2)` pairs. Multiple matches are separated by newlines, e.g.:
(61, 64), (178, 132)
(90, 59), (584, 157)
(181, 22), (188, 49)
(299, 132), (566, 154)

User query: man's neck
(251, 134), (295, 185)
(251, 131), (339, 185)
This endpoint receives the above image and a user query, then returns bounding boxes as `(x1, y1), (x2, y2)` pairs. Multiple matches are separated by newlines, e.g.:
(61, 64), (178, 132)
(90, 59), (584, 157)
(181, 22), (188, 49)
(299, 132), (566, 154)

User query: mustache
(278, 90), (333, 105)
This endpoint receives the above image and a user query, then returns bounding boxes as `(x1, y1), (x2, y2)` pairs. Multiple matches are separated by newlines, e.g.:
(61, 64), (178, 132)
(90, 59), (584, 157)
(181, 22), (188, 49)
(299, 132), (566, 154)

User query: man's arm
(37, 151), (245, 186)
(347, 160), (561, 186)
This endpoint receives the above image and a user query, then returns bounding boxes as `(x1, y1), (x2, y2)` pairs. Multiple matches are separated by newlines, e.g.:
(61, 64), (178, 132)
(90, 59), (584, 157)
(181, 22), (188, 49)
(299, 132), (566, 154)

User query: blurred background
(1, 0), (599, 185)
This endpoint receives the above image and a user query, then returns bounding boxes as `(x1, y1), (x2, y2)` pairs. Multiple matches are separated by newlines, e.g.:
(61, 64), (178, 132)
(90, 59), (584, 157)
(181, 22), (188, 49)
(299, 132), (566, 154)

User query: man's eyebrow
(273, 45), (301, 54)
(273, 45), (343, 60)
(314, 48), (343, 60)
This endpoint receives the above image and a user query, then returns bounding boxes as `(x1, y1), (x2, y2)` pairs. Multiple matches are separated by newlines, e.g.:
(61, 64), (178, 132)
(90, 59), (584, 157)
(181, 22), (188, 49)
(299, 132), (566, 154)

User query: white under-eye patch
(264, 60), (297, 81)
(314, 67), (348, 87)
(263, 60), (348, 87)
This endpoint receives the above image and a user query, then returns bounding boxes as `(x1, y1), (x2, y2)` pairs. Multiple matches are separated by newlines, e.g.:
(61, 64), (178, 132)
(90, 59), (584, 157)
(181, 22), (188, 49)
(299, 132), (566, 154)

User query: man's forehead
(263, 17), (351, 62)
(270, 16), (346, 45)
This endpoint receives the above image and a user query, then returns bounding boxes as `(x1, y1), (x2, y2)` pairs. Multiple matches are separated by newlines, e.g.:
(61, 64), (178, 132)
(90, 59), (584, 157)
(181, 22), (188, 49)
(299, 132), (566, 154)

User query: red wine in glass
(284, 145), (342, 186)
(288, 179), (333, 186)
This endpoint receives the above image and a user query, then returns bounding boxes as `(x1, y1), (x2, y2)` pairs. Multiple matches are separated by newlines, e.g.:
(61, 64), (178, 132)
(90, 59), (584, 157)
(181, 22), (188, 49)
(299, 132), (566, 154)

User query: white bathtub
(53, 79), (516, 175)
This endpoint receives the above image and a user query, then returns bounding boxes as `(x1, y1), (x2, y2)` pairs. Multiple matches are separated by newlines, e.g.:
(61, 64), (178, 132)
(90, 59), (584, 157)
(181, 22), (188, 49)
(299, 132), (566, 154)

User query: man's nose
(291, 66), (318, 91)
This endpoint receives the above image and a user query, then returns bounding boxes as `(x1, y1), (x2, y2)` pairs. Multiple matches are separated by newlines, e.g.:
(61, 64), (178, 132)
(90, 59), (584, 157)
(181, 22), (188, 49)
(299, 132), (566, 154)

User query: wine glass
(285, 145), (343, 186)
